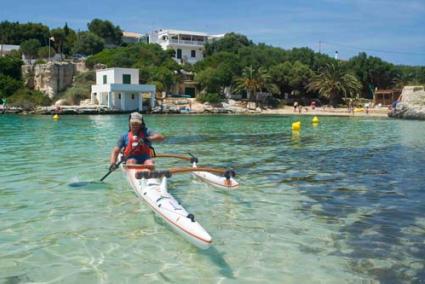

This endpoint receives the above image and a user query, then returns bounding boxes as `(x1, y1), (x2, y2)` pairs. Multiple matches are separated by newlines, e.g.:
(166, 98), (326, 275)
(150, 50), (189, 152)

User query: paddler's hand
(109, 163), (118, 172)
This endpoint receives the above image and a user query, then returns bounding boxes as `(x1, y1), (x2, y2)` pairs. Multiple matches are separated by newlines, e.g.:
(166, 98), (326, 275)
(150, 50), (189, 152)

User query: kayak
(192, 163), (239, 189)
(120, 162), (213, 249)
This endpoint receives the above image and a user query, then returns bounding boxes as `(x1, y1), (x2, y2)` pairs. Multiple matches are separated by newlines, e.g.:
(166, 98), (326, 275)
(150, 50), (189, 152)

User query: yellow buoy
(312, 116), (319, 124)
(53, 114), (60, 120)
(292, 121), (301, 131)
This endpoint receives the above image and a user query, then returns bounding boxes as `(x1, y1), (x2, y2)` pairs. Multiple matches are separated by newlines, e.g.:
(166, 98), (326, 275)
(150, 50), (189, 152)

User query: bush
(196, 93), (223, 104)
(0, 75), (23, 97)
(8, 88), (51, 110)
(62, 86), (90, 105)
(35, 59), (47, 65)
(58, 71), (95, 105)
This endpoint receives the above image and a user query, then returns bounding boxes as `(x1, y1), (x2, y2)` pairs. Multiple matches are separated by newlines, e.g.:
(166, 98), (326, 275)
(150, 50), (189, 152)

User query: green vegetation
(59, 71), (95, 105)
(72, 32), (105, 56)
(233, 66), (279, 100)
(87, 19), (122, 46)
(0, 56), (23, 98)
(0, 21), (50, 45)
(196, 93), (223, 104)
(196, 33), (425, 105)
(1, 20), (424, 109)
(86, 43), (180, 92)
(7, 88), (51, 109)
(20, 39), (41, 60)
(307, 63), (362, 106)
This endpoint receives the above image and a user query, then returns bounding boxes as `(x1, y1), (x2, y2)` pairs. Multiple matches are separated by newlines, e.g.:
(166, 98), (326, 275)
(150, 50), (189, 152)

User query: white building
(122, 31), (144, 44)
(0, 44), (20, 56)
(91, 68), (156, 111)
(149, 29), (224, 64)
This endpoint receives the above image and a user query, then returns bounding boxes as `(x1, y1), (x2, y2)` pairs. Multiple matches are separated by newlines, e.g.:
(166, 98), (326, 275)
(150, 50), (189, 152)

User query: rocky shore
(1, 100), (390, 117)
(388, 86), (425, 120)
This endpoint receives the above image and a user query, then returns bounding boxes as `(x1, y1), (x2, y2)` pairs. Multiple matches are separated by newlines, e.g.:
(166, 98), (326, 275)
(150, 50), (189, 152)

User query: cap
(129, 112), (143, 124)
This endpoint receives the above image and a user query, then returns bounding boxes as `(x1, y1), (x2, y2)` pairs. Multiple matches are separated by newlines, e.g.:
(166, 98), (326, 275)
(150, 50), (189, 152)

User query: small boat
(119, 153), (238, 249)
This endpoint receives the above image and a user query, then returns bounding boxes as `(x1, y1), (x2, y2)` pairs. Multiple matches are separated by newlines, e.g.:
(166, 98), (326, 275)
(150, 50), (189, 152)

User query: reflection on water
(0, 114), (424, 283)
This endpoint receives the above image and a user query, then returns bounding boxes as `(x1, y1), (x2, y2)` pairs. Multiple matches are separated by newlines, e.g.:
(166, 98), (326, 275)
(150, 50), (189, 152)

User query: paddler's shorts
(127, 154), (151, 164)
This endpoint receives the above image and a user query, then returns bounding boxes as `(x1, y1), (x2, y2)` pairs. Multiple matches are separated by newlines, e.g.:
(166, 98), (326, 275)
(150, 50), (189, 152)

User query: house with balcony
(149, 29), (223, 64)
(91, 68), (156, 111)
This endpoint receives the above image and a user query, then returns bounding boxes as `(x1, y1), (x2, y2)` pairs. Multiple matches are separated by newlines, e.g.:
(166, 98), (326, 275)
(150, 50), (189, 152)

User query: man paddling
(109, 112), (165, 171)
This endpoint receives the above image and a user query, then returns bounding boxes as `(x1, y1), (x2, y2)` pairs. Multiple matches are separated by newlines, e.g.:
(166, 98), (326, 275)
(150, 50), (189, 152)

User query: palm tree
(307, 63), (361, 106)
(234, 66), (279, 101)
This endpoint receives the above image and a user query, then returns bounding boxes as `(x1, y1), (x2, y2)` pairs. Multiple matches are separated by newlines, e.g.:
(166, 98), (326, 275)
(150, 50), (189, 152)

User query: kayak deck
(122, 166), (212, 249)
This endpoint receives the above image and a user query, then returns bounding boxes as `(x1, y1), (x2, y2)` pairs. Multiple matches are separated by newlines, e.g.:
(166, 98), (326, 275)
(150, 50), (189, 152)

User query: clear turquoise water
(1, 114), (424, 283)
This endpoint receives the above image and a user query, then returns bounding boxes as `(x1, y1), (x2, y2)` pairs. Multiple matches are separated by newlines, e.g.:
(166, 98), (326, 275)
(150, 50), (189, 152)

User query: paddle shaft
(100, 159), (124, 181)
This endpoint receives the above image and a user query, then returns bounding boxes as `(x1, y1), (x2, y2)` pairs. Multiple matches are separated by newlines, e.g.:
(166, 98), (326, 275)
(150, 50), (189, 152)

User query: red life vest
(123, 130), (151, 157)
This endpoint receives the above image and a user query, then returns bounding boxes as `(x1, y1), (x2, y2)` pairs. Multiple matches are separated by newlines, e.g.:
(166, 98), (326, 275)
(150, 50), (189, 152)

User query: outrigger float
(119, 153), (239, 249)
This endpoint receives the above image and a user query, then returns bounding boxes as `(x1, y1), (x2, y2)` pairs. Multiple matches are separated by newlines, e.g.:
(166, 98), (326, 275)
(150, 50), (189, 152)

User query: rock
(22, 62), (76, 99)
(389, 86), (425, 120)
(55, 99), (68, 106)
(247, 102), (256, 110)
(79, 99), (92, 106)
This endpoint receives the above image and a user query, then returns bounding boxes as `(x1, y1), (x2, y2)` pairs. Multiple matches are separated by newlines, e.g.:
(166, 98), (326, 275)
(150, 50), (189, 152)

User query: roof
(0, 44), (20, 51)
(122, 31), (142, 38)
(96, 67), (139, 72)
(156, 29), (208, 37)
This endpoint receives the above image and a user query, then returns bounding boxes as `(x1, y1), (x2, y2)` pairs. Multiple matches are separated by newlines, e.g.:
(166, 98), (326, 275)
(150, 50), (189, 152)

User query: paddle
(68, 137), (150, 187)
(99, 159), (124, 182)
(100, 137), (152, 182)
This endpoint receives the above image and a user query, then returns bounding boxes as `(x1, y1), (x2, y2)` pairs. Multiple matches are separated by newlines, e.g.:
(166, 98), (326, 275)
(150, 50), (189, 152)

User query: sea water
(0, 114), (424, 283)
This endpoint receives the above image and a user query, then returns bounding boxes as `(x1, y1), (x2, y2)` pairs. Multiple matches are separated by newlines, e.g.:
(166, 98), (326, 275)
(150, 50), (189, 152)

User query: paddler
(109, 112), (165, 171)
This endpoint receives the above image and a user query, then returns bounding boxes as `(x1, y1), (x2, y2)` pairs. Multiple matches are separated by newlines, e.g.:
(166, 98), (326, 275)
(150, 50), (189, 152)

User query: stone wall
(389, 86), (425, 120)
(22, 62), (76, 99)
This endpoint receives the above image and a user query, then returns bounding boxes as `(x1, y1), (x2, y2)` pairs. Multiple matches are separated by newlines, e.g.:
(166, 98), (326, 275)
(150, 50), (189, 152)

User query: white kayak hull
(121, 165), (212, 249)
(192, 163), (239, 189)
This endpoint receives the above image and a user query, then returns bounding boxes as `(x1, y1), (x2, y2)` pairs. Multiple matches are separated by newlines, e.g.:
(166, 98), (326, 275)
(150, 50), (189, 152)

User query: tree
(306, 63), (362, 106)
(0, 74), (23, 97)
(50, 28), (66, 59)
(72, 32), (104, 55)
(204, 33), (253, 56)
(0, 56), (23, 79)
(270, 61), (313, 97)
(0, 21), (49, 45)
(87, 19), (122, 46)
(20, 39), (41, 60)
(234, 66), (279, 101)
(348, 52), (400, 97)
(37, 46), (55, 59)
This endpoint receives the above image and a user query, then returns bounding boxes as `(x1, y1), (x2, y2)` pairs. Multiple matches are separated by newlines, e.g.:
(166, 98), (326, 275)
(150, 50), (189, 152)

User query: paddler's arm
(147, 133), (165, 142)
(110, 146), (120, 165)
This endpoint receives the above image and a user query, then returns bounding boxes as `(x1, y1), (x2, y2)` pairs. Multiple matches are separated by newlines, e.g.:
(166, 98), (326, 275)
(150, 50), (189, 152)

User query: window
(118, 93), (121, 99)
(103, 75), (107, 84)
(191, 50), (196, 58)
(123, 74), (131, 84)
(176, 49), (182, 59)
(131, 94), (135, 100)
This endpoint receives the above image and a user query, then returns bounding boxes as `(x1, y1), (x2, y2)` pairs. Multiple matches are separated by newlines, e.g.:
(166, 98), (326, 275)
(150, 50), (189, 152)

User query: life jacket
(123, 129), (152, 157)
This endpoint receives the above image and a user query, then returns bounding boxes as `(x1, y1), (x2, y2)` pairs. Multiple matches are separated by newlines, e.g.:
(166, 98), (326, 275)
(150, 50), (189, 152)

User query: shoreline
(1, 104), (390, 118)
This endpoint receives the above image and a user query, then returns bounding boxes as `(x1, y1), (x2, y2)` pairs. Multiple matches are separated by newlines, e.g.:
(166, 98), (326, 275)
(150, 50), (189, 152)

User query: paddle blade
(68, 181), (107, 190)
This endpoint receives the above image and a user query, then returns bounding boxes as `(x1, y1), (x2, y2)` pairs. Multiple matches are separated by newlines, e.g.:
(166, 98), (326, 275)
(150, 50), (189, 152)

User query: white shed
(91, 68), (156, 111)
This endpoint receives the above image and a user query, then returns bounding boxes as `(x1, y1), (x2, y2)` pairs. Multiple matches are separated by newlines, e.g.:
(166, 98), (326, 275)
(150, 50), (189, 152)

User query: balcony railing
(167, 39), (205, 46)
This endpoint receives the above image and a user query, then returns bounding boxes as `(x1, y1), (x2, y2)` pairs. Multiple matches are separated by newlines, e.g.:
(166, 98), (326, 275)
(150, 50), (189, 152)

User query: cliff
(22, 62), (76, 99)
(389, 86), (425, 120)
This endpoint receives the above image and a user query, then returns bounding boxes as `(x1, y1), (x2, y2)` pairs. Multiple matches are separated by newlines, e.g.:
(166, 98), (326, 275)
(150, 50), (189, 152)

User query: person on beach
(293, 101), (298, 112)
(109, 112), (165, 171)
